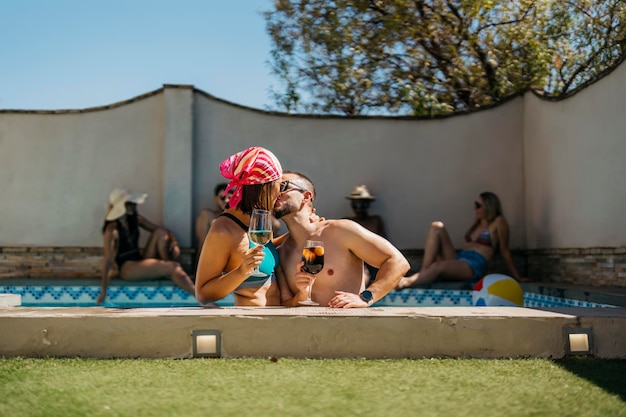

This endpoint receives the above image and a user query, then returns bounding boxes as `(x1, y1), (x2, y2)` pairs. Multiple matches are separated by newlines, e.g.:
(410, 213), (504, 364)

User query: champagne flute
(298, 240), (324, 306)
(248, 209), (273, 277)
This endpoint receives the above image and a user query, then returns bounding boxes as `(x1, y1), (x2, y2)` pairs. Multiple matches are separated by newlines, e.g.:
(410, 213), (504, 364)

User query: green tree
(264, 0), (626, 116)
(543, 0), (626, 97)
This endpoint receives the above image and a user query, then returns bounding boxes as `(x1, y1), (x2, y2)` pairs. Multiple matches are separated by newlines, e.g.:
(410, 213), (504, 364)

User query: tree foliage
(264, 0), (626, 116)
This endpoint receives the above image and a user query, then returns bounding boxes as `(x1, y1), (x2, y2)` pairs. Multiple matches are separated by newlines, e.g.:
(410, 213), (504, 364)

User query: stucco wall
(1, 61), (624, 254)
(193, 94), (525, 250)
(523, 61), (626, 249)
(0, 94), (165, 246)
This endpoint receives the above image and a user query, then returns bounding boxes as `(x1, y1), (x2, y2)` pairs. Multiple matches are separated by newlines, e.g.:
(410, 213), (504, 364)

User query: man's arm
(276, 263), (304, 306)
(329, 220), (410, 308)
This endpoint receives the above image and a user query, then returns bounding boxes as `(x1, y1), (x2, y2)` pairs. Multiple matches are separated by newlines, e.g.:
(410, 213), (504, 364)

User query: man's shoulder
(322, 218), (367, 235)
(324, 218), (356, 227)
(198, 208), (220, 218)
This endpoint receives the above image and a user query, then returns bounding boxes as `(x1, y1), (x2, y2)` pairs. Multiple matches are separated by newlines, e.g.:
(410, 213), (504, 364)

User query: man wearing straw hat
(345, 184), (387, 238)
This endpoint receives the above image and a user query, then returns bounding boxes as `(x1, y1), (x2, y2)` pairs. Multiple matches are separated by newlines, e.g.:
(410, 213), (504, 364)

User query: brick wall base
(0, 247), (195, 279)
(526, 247), (626, 287)
(1, 246), (625, 288)
(401, 247), (626, 288)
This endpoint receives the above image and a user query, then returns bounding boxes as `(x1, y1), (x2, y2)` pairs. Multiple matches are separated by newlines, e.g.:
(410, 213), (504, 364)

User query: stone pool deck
(1, 299), (625, 359)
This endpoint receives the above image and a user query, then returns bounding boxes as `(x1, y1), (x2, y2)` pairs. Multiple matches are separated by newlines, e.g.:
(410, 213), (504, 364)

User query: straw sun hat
(346, 185), (376, 200)
(105, 188), (147, 221)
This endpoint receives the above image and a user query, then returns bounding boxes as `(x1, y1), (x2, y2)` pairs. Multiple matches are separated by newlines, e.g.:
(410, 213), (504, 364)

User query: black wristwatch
(360, 290), (374, 306)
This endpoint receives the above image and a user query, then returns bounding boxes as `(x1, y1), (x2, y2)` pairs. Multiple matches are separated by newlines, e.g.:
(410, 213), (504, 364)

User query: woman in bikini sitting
(396, 191), (527, 289)
(195, 146), (284, 306)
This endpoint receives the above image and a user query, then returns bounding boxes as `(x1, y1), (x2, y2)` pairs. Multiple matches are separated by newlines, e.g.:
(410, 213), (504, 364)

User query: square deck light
(192, 329), (221, 358)
(565, 328), (593, 355)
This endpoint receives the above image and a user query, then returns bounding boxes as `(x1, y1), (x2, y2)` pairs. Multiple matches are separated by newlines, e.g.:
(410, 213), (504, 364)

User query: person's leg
(396, 221), (457, 289)
(413, 259), (474, 284)
(421, 221), (456, 269)
(397, 259), (474, 288)
(143, 228), (173, 260)
(120, 258), (195, 296)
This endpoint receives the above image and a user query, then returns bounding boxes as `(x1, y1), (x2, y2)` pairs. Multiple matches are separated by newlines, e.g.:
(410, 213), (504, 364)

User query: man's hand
(328, 291), (369, 308)
(309, 208), (325, 223)
(294, 261), (316, 297)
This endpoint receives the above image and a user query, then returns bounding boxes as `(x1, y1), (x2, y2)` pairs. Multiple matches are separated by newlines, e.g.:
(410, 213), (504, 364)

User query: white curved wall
(194, 96), (525, 250)
(524, 62), (626, 248)
(2, 61), (624, 252)
(0, 94), (164, 246)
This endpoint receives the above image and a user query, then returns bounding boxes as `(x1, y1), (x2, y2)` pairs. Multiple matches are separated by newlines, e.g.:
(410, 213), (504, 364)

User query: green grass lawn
(1, 357), (625, 417)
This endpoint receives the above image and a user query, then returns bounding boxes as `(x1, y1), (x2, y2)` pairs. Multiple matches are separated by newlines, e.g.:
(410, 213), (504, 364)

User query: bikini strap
(218, 212), (248, 231)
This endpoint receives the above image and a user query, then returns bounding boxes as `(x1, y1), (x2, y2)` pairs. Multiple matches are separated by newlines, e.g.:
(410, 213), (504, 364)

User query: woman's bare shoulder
(492, 215), (510, 229)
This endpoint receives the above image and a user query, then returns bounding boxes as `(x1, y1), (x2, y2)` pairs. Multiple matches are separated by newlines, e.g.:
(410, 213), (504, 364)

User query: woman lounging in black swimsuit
(98, 188), (195, 305)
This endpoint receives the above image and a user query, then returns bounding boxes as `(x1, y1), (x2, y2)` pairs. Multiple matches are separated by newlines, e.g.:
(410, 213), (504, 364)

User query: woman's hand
(309, 208), (325, 223)
(238, 245), (265, 275)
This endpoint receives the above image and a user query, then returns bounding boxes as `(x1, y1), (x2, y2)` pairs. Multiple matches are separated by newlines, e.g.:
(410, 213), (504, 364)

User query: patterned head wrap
(219, 147), (283, 208)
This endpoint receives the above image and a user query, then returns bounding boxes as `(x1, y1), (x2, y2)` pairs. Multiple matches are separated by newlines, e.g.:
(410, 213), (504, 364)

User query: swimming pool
(0, 279), (619, 308)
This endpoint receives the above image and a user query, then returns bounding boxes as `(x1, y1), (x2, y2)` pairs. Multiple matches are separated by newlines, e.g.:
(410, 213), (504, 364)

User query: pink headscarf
(219, 146), (283, 208)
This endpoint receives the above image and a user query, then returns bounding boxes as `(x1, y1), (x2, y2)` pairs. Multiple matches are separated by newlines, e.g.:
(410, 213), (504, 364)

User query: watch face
(361, 290), (373, 301)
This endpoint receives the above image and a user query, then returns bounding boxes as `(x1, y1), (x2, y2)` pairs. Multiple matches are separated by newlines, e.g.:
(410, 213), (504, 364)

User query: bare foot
(396, 273), (419, 290)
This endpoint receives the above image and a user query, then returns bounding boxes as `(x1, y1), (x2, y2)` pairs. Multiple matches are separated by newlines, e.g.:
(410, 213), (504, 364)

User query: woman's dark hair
(236, 181), (277, 214)
(101, 212), (138, 234)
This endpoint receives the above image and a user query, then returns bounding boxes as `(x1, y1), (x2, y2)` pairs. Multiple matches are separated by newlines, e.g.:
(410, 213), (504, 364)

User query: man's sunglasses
(280, 180), (307, 193)
(474, 201), (483, 209)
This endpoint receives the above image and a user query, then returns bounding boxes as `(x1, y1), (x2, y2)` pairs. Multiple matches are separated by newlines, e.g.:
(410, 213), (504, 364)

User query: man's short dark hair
(214, 182), (228, 197)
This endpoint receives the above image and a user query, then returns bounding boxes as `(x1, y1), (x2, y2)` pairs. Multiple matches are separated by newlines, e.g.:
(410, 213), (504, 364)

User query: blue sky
(0, 0), (276, 110)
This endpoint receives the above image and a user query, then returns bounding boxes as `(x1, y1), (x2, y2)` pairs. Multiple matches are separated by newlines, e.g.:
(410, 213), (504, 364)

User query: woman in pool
(195, 146), (284, 306)
(98, 188), (196, 305)
(396, 191), (527, 289)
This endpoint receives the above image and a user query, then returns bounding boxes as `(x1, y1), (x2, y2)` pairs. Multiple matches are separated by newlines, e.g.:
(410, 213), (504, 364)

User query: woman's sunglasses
(474, 201), (483, 209)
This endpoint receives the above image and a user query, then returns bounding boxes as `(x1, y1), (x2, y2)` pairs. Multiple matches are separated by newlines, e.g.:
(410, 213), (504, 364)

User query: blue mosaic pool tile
(0, 284), (617, 308)
(523, 293), (613, 308)
(0, 284), (199, 308)
(375, 289), (473, 307)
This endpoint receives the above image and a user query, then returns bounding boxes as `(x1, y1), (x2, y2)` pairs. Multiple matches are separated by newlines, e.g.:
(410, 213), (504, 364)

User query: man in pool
(274, 171), (410, 307)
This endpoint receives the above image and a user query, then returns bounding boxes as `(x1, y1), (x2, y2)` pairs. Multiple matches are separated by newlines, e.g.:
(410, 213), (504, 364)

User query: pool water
(0, 283), (617, 308)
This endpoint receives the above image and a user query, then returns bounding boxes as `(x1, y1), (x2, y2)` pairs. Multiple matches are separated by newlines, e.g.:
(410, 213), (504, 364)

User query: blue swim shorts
(456, 250), (488, 280)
